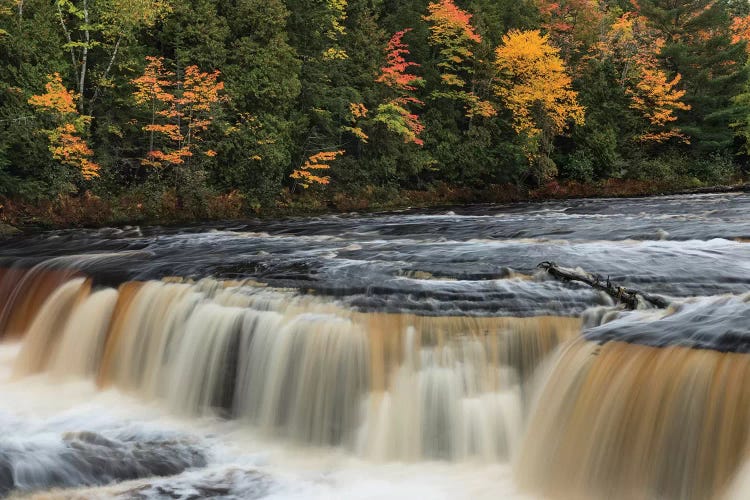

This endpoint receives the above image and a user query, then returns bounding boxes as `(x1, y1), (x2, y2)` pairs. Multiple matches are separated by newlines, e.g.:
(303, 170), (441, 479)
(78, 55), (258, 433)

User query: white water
(0, 343), (531, 499)
(8, 277), (564, 462)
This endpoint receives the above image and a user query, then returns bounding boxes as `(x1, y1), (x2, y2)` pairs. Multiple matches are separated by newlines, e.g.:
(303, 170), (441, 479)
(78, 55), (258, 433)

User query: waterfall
(1, 269), (578, 462)
(6, 267), (749, 499)
(0, 264), (81, 340)
(516, 338), (750, 500)
(12, 278), (90, 376)
(48, 288), (119, 378)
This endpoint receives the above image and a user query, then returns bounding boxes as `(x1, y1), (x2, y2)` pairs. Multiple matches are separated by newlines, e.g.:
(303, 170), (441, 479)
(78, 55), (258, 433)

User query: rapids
(0, 192), (748, 499)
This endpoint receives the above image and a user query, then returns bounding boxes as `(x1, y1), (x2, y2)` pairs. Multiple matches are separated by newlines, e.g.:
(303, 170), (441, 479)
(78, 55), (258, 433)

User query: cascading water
(6, 273), (575, 462)
(0, 193), (748, 499)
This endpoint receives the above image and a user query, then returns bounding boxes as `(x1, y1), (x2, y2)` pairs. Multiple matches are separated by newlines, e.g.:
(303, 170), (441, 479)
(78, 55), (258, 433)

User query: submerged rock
(114, 468), (272, 500)
(584, 292), (750, 352)
(0, 430), (207, 496)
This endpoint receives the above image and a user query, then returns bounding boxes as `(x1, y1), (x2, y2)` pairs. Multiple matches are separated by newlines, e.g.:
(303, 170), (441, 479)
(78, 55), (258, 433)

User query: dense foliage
(1, 0), (748, 221)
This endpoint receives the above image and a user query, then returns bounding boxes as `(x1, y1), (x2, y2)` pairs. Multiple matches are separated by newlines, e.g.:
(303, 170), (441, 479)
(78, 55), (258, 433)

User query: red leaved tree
(374, 29), (426, 146)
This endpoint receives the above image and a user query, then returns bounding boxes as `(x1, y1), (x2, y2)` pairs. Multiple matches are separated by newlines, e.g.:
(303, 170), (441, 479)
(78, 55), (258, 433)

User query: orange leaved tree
(628, 69), (691, 143)
(131, 57), (224, 169)
(28, 73), (100, 180)
(291, 150), (344, 188)
(494, 30), (584, 180)
(732, 15), (750, 50)
(597, 13), (691, 144)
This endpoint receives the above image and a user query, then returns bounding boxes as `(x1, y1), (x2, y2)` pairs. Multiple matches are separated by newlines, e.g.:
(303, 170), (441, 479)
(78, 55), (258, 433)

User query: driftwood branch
(537, 261), (670, 310)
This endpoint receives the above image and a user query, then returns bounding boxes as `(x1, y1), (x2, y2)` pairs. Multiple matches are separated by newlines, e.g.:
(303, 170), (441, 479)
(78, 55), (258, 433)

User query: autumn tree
(732, 15), (750, 44)
(284, 0), (357, 185)
(636, 0), (749, 152)
(597, 13), (692, 144)
(28, 73), (99, 179)
(373, 29), (426, 146)
(343, 101), (369, 143)
(535, 0), (603, 66)
(628, 69), (691, 143)
(290, 150), (343, 188)
(494, 29), (584, 180)
(323, 0), (348, 60)
(131, 57), (224, 169)
(0, 1), (12, 37)
(53, 0), (171, 113)
(423, 0), (495, 119)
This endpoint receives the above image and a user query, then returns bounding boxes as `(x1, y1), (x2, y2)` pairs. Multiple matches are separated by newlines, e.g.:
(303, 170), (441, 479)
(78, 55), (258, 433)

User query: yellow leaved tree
(322, 0), (348, 60)
(494, 29), (584, 180)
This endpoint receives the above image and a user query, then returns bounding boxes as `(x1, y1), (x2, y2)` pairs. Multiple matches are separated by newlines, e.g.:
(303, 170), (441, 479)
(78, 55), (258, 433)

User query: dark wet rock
(584, 293), (750, 353)
(116, 468), (272, 500)
(0, 430), (207, 496)
(0, 223), (20, 238)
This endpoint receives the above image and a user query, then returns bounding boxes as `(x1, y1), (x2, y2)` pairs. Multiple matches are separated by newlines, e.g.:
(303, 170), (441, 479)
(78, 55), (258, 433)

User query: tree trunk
(78, 0), (90, 113)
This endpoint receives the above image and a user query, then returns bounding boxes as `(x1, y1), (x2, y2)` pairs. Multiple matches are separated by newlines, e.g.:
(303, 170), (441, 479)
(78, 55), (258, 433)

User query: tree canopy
(0, 0), (747, 217)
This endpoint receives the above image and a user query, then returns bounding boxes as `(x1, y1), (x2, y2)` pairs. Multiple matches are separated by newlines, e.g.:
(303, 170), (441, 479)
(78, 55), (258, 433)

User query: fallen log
(537, 261), (670, 310)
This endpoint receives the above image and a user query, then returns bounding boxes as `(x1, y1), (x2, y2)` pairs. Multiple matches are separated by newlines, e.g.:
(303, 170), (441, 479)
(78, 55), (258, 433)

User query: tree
(53, 0), (171, 113)
(535, 0), (603, 66)
(28, 72), (99, 179)
(216, 0), (301, 204)
(636, 0), (749, 153)
(374, 29), (426, 146)
(423, 0), (496, 119)
(284, 0), (359, 185)
(323, 0), (348, 60)
(628, 68), (691, 143)
(290, 150), (343, 188)
(131, 57), (225, 169)
(343, 101), (369, 143)
(597, 12), (692, 144)
(160, 0), (228, 69)
(731, 14), (750, 50)
(494, 29), (584, 180)
(0, 1), (12, 38)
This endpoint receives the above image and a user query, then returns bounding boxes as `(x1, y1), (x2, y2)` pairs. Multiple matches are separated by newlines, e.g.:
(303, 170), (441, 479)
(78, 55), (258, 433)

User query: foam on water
(0, 343), (530, 499)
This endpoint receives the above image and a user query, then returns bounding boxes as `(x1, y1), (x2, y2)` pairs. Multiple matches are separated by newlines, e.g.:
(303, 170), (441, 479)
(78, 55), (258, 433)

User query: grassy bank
(1, 177), (747, 232)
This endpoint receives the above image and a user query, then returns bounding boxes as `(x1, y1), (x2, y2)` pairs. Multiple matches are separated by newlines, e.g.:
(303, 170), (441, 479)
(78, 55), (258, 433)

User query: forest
(1, 0), (750, 225)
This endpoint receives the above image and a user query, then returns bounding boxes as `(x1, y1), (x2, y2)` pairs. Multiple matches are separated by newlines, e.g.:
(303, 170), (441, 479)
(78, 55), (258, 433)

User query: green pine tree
(638, 0), (749, 154)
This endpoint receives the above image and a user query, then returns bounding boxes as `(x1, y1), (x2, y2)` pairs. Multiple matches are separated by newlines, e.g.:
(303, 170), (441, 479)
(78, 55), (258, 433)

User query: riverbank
(1, 177), (747, 233)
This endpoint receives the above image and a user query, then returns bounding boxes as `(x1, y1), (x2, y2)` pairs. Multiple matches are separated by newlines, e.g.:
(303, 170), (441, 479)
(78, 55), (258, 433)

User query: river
(0, 192), (748, 499)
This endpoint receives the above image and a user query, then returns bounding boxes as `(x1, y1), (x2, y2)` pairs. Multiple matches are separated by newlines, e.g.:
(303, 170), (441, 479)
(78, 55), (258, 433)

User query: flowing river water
(0, 192), (748, 499)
